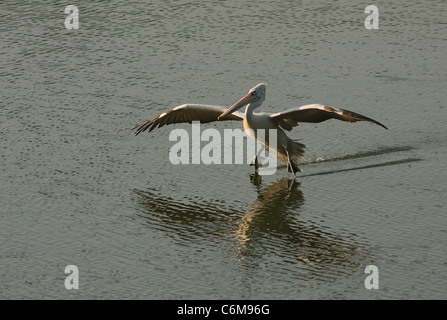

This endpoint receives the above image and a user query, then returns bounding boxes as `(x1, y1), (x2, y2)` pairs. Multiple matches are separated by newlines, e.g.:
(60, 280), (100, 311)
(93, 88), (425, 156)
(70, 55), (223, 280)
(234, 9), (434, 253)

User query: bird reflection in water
(238, 174), (371, 276)
(133, 174), (371, 281)
(235, 174), (303, 248)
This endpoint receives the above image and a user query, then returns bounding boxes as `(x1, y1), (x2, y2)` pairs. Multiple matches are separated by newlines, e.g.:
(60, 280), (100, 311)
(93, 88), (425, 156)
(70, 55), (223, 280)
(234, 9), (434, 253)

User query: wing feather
(133, 104), (244, 135)
(270, 104), (388, 130)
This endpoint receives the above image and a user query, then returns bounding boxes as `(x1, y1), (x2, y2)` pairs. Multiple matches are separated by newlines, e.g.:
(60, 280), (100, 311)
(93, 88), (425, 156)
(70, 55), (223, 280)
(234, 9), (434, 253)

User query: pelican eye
(251, 90), (257, 96)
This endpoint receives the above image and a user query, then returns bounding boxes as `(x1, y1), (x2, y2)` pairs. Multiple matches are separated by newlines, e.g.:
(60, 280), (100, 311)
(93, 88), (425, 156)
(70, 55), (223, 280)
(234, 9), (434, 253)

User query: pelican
(133, 83), (387, 177)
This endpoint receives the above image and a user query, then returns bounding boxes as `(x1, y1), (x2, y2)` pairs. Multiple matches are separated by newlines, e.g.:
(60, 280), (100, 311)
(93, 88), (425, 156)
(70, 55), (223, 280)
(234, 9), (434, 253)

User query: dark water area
(1, 0), (446, 299)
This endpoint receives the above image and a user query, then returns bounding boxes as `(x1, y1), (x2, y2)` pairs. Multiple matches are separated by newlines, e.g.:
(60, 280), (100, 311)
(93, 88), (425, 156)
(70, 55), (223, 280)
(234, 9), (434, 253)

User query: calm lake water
(1, 0), (446, 299)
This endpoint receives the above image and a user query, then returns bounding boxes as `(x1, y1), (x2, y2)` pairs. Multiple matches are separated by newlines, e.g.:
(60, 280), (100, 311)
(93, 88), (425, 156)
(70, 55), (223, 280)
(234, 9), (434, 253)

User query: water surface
(1, 0), (446, 299)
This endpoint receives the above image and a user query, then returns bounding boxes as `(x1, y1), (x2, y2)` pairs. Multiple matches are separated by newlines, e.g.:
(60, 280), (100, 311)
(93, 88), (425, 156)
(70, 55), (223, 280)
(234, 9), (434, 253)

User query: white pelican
(133, 83), (387, 177)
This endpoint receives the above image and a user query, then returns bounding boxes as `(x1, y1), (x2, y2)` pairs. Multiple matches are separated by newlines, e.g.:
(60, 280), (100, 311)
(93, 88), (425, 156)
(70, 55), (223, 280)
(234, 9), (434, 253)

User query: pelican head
(218, 83), (267, 120)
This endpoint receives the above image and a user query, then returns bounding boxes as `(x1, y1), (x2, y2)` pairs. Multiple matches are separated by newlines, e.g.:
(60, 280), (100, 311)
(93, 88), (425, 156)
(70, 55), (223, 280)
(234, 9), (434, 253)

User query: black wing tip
(132, 124), (142, 136)
(370, 119), (388, 130)
(132, 120), (154, 136)
(133, 127), (143, 136)
(343, 109), (388, 130)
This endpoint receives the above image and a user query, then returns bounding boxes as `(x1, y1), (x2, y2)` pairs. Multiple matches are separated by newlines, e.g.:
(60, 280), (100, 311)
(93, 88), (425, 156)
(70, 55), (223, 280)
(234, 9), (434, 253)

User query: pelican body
(133, 83), (387, 177)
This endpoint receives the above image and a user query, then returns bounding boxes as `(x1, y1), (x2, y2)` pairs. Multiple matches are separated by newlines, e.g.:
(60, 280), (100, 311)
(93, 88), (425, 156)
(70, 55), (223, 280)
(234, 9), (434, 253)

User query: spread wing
(269, 104), (388, 131)
(133, 104), (244, 135)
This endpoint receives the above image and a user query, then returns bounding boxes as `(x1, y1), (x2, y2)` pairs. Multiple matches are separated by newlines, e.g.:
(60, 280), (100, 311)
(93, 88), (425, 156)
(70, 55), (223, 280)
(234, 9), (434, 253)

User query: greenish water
(1, 0), (446, 299)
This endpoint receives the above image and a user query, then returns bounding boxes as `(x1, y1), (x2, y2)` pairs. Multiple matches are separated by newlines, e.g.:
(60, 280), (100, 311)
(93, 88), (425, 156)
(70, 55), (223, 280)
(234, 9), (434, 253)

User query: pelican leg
(254, 156), (260, 171)
(250, 147), (264, 171)
(284, 149), (294, 177)
(285, 149), (301, 178)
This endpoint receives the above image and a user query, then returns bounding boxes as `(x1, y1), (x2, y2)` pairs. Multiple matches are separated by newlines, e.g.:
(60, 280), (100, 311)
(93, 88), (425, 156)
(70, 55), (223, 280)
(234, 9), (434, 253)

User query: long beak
(217, 92), (254, 120)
